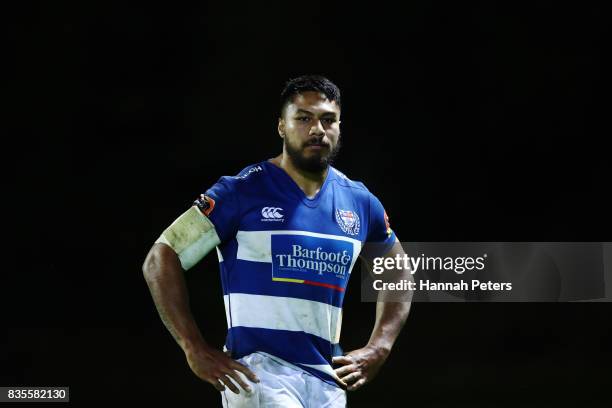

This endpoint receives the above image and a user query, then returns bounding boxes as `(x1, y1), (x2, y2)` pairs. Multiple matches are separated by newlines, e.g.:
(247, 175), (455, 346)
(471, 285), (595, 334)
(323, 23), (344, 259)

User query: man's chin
(294, 154), (329, 173)
(301, 159), (329, 173)
(285, 144), (338, 173)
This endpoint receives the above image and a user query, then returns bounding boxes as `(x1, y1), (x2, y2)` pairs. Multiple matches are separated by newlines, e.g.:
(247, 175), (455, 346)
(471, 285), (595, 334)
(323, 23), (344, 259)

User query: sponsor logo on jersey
(261, 207), (284, 222)
(271, 235), (353, 292)
(194, 194), (215, 216)
(234, 165), (263, 179)
(335, 209), (360, 236)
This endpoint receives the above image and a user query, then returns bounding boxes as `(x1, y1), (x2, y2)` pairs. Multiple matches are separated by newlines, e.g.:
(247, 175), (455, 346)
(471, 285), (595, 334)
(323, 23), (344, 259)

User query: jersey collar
(263, 160), (334, 208)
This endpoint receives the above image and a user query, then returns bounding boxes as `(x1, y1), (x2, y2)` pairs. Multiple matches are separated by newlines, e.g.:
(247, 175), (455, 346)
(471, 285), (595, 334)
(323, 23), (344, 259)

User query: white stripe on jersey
(223, 293), (343, 344)
(216, 247), (224, 262)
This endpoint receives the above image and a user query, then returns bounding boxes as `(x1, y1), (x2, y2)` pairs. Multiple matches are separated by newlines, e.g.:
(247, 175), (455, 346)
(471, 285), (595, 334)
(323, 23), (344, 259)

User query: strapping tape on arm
(155, 206), (221, 270)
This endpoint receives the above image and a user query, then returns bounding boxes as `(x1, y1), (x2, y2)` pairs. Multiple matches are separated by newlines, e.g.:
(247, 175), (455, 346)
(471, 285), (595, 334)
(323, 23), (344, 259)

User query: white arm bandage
(155, 206), (221, 270)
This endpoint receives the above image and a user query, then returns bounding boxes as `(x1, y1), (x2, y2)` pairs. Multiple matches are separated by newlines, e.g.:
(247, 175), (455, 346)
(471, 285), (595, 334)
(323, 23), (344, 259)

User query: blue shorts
(221, 352), (347, 408)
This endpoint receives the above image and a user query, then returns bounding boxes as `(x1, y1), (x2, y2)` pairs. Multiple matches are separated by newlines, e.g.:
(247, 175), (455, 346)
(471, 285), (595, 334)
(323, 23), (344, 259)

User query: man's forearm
(142, 243), (207, 353)
(367, 300), (411, 354)
(367, 240), (412, 354)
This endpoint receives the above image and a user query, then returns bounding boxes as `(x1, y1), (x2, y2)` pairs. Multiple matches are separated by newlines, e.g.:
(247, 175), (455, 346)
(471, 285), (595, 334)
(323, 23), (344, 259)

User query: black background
(6, 1), (611, 407)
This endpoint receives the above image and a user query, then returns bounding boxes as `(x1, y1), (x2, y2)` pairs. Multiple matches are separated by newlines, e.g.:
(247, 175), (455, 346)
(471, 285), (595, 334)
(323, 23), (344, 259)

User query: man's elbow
(142, 246), (159, 281)
(142, 243), (173, 281)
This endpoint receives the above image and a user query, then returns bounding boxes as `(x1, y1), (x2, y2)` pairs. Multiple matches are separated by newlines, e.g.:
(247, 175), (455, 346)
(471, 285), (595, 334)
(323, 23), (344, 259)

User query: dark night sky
(6, 1), (611, 406)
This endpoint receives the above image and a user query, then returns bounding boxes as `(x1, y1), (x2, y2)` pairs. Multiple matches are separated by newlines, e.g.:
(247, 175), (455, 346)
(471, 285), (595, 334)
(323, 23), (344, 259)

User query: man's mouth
(305, 143), (329, 150)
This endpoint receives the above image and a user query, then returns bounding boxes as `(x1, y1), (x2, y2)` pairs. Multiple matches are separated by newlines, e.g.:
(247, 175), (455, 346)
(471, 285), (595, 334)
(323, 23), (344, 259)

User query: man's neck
(269, 154), (328, 199)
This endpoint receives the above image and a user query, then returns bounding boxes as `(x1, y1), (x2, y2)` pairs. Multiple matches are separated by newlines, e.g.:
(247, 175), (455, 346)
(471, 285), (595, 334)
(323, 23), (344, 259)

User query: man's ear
(278, 118), (285, 138)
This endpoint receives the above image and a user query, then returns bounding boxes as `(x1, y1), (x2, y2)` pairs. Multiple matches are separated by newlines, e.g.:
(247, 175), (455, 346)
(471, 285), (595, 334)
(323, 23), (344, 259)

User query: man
(142, 75), (411, 407)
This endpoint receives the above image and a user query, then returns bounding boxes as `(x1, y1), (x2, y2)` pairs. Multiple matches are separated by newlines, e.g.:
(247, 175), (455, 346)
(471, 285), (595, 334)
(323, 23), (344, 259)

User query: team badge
(335, 209), (360, 236)
(193, 194), (215, 216)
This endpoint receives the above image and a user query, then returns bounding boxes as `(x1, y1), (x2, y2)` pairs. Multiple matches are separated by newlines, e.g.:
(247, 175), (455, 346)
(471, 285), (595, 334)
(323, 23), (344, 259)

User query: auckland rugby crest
(335, 209), (360, 236)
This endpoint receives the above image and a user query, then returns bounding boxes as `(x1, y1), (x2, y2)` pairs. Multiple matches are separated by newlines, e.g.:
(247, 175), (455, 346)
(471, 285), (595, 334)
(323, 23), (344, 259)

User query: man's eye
(297, 117), (310, 122)
(323, 118), (336, 124)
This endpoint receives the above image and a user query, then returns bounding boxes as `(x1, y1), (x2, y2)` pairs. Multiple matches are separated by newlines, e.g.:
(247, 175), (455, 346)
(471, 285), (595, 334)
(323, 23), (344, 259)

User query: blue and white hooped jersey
(199, 160), (395, 387)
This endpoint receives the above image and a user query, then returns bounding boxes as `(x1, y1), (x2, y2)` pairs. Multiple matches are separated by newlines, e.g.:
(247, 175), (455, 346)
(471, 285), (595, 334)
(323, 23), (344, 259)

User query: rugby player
(142, 75), (411, 407)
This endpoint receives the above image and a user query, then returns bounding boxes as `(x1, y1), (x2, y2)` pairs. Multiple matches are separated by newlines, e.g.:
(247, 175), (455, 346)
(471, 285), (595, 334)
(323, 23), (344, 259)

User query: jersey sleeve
(194, 176), (240, 245)
(364, 192), (396, 259)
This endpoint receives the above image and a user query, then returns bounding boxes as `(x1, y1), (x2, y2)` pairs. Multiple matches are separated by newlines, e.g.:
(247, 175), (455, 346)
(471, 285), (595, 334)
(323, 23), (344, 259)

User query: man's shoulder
(233, 161), (268, 180)
(214, 161), (268, 189)
(330, 166), (370, 193)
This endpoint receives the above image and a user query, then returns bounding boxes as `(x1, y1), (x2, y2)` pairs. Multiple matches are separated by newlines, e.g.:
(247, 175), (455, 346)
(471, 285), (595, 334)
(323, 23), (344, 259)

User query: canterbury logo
(261, 207), (284, 220)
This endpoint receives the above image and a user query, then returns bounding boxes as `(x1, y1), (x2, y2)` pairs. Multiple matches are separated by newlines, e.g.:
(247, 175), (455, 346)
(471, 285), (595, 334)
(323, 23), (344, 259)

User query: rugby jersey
(199, 160), (395, 387)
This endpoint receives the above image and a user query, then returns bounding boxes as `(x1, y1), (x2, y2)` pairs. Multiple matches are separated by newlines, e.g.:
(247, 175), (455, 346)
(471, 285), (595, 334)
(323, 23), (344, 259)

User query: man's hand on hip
(332, 345), (389, 391)
(185, 345), (260, 394)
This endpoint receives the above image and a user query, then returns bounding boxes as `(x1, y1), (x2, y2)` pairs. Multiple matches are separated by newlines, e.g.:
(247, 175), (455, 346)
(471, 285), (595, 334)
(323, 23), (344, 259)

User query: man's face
(278, 91), (341, 173)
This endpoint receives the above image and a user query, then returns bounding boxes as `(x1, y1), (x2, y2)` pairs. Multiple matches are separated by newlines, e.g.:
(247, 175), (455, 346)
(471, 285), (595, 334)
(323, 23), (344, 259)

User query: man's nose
(310, 119), (325, 136)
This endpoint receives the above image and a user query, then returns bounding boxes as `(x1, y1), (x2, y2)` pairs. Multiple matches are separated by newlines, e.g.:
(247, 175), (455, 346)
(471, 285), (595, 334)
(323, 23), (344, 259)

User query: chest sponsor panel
(271, 234), (354, 292)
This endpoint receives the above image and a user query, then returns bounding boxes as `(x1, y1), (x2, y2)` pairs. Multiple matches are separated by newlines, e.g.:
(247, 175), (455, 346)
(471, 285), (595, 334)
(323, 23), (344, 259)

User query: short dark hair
(279, 75), (341, 116)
